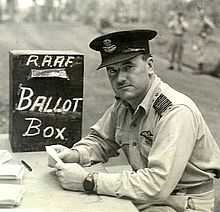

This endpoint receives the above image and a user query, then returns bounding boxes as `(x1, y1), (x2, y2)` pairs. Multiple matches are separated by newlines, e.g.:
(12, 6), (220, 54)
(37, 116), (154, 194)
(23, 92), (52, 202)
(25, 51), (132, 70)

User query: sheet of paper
(0, 164), (24, 180)
(0, 209), (46, 212)
(45, 146), (64, 165)
(0, 184), (25, 207)
(0, 150), (12, 164)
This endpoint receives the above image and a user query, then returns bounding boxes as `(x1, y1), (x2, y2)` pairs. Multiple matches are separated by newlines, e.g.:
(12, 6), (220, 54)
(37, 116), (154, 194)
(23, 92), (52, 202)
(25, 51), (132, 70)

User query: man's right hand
(48, 145), (80, 168)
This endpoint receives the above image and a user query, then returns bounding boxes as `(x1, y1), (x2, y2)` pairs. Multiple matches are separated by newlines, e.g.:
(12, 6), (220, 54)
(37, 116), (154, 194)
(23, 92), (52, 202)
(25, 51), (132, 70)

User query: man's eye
(108, 68), (117, 75)
(124, 65), (135, 71)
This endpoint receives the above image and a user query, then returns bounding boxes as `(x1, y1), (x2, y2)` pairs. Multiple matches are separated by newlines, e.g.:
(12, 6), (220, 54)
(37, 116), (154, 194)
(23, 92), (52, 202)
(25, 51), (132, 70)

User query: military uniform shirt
(168, 18), (188, 36)
(72, 75), (220, 204)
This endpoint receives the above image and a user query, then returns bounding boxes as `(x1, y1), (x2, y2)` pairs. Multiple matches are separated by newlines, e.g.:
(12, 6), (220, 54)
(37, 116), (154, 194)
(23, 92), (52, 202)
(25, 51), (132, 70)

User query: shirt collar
(115, 75), (161, 114)
(137, 75), (161, 114)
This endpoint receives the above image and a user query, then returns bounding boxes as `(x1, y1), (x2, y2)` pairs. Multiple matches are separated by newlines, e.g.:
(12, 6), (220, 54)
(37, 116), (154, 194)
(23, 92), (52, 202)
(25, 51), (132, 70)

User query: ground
(0, 21), (220, 207)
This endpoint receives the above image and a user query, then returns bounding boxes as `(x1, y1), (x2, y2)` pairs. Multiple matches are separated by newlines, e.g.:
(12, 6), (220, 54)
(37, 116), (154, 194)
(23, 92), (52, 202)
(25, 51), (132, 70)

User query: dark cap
(89, 29), (157, 69)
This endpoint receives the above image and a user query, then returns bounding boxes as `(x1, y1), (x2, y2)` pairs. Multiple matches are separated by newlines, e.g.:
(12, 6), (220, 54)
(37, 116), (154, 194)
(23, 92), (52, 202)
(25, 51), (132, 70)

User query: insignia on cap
(153, 94), (172, 116)
(102, 39), (117, 53)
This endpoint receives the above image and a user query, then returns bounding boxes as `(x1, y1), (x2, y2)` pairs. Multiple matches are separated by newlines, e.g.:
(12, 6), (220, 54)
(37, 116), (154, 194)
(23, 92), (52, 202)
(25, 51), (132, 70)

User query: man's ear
(146, 57), (154, 75)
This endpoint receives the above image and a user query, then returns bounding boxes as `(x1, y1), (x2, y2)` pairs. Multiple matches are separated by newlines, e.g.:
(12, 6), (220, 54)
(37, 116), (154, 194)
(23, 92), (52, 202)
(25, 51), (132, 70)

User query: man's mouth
(118, 85), (132, 90)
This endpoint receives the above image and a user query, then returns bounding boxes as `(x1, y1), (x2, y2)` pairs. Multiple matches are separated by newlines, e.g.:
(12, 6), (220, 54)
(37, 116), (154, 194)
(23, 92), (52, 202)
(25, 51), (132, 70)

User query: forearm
(96, 169), (171, 204)
(72, 102), (120, 166)
(72, 132), (120, 166)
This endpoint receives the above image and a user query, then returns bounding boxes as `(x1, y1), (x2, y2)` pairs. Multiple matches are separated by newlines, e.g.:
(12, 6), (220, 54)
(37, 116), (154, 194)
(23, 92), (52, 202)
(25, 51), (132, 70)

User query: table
(0, 134), (138, 212)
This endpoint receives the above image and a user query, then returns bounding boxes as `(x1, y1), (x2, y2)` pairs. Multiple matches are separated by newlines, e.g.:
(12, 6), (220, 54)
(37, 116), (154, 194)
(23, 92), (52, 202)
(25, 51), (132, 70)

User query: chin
(119, 93), (135, 102)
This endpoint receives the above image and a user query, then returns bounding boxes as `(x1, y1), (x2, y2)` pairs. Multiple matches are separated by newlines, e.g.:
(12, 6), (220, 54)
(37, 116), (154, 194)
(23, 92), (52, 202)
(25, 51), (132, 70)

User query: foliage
(0, 0), (219, 28)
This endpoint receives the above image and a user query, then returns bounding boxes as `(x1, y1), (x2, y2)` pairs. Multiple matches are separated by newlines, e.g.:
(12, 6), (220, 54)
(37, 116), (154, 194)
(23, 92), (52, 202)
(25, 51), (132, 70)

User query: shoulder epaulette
(153, 94), (172, 116)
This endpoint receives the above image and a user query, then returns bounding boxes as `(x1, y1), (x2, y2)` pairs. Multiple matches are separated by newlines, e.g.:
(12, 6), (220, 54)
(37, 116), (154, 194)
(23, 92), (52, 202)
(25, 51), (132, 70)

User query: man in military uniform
(49, 30), (220, 212)
(168, 12), (188, 72)
(193, 9), (215, 74)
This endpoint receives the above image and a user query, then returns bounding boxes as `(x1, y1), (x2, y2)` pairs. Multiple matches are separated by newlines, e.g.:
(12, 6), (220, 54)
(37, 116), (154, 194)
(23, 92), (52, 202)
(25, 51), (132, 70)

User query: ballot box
(9, 50), (84, 152)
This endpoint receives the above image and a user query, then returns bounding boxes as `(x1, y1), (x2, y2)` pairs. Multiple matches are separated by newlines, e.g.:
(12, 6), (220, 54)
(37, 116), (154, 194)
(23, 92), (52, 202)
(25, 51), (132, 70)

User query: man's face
(106, 54), (154, 108)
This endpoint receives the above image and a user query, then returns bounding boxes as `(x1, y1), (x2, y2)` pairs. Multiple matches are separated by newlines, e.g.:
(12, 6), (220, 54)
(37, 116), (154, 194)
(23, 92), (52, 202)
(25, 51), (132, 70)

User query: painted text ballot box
(9, 50), (84, 152)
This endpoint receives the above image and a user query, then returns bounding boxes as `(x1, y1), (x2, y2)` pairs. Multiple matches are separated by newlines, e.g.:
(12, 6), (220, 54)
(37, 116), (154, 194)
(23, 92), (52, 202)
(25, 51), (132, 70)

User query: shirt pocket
(115, 127), (130, 156)
(115, 127), (130, 145)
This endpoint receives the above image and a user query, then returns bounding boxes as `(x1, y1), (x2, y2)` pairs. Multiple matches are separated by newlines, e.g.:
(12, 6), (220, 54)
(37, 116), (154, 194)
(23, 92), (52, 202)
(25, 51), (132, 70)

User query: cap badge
(102, 39), (117, 53)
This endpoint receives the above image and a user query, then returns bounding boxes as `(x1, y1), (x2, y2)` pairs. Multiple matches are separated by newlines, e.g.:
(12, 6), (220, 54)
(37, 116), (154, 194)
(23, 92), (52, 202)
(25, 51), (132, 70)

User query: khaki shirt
(168, 18), (188, 36)
(73, 75), (220, 204)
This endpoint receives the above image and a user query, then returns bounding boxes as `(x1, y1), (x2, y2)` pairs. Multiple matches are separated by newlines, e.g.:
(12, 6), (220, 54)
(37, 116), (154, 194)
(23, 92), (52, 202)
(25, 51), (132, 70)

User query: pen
(21, 160), (32, 172)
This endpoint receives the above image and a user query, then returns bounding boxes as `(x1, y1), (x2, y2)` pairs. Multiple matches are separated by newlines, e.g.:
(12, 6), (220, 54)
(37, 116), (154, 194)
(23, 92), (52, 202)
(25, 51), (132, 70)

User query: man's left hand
(55, 163), (88, 191)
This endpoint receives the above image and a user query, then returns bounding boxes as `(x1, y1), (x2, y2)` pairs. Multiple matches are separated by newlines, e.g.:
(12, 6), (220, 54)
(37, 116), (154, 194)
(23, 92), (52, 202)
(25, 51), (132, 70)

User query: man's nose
(117, 70), (127, 84)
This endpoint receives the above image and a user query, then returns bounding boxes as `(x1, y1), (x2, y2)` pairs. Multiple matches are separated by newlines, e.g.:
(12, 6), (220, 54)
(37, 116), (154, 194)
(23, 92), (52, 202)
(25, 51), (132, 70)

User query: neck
(129, 93), (147, 111)
(128, 75), (155, 110)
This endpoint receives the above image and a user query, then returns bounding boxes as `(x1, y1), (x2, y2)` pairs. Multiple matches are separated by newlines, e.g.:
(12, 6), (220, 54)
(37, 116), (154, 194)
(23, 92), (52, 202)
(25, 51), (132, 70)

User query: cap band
(122, 48), (146, 53)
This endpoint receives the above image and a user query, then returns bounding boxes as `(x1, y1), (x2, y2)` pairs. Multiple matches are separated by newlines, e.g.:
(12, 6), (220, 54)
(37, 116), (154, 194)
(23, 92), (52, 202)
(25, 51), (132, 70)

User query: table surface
(0, 134), (138, 212)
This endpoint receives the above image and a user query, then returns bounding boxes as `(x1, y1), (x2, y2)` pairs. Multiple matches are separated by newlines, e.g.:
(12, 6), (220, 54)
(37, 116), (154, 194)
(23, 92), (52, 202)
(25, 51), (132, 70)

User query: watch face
(83, 174), (95, 191)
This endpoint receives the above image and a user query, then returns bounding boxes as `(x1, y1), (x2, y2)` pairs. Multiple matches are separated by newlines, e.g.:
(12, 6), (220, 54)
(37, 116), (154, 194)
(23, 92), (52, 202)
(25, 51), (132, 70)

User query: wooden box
(9, 50), (84, 152)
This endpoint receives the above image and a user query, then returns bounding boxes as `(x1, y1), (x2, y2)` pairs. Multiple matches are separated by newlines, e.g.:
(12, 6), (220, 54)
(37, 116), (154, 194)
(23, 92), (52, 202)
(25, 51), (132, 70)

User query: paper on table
(0, 150), (12, 164)
(45, 146), (64, 165)
(0, 184), (25, 207)
(0, 164), (24, 181)
(0, 209), (46, 212)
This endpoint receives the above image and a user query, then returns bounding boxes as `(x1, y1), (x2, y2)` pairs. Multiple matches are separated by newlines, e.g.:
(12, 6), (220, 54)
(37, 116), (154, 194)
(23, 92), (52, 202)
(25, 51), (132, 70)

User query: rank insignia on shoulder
(153, 94), (172, 116)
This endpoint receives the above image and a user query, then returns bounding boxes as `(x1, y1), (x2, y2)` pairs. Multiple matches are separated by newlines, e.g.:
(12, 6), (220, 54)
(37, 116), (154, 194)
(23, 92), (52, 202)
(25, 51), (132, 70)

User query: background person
(48, 29), (220, 212)
(193, 9), (215, 74)
(168, 11), (188, 72)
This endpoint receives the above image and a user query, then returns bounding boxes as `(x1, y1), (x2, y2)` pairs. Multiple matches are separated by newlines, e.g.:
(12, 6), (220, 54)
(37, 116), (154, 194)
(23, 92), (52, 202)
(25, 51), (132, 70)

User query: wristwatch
(83, 173), (95, 192)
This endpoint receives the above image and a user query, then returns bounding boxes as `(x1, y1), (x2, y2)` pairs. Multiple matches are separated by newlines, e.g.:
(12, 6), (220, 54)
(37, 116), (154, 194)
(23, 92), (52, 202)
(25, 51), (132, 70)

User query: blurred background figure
(193, 8), (215, 74)
(6, 0), (17, 21)
(0, 0), (2, 22)
(168, 11), (188, 72)
(96, 17), (112, 34)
